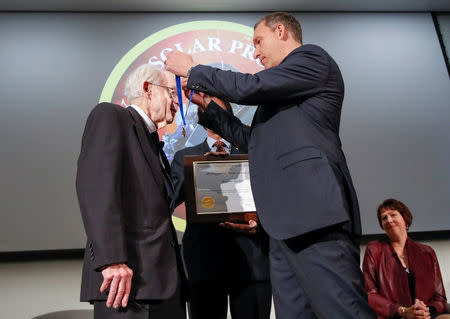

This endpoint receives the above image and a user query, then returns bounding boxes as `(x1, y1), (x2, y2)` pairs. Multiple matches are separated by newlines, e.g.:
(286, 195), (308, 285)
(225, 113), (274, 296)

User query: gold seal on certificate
(183, 155), (257, 224)
(201, 196), (215, 209)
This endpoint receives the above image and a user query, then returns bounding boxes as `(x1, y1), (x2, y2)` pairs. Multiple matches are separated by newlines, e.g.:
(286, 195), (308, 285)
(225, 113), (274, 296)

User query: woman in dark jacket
(363, 198), (448, 319)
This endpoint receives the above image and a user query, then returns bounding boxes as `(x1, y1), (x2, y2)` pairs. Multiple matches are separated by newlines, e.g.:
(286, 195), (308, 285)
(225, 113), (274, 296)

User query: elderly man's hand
(165, 51), (196, 77)
(100, 263), (133, 309)
(219, 220), (258, 235)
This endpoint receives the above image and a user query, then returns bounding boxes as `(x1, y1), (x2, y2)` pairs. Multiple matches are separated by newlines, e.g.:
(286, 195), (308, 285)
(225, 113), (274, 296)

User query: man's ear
(276, 24), (288, 40)
(143, 81), (152, 97)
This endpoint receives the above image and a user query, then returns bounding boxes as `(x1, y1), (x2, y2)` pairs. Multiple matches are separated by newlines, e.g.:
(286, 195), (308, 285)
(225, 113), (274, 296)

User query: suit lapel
(200, 139), (210, 154)
(127, 107), (165, 196)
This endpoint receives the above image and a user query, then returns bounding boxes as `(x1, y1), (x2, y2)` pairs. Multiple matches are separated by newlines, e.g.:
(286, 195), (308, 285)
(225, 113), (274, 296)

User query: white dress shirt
(129, 104), (157, 133)
(128, 104), (169, 171)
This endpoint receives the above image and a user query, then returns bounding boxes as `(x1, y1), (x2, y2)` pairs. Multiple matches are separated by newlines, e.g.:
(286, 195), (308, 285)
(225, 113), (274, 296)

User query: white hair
(125, 64), (166, 102)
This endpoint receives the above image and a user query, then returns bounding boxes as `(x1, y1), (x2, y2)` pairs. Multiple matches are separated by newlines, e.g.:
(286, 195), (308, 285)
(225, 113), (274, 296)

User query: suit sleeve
(170, 149), (186, 208)
(76, 103), (127, 270)
(428, 248), (447, 313)
(188, 48), (329, 106)
(198, 100), (251, 151)
(362, 244), (400, 318)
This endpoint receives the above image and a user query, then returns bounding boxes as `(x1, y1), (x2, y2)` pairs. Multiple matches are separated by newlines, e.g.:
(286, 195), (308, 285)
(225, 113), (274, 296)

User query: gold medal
(201, 196), (215, 209)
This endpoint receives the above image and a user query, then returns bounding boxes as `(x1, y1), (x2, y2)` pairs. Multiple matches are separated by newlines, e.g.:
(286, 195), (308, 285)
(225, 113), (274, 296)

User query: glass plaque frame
(183, 155), (257, 224)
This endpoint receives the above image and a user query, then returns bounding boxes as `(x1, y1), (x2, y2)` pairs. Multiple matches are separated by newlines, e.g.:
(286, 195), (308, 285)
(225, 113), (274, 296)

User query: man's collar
(129, 104), (157, 133)
(279, 44), (304, 65)
(206, 136), (231, 150)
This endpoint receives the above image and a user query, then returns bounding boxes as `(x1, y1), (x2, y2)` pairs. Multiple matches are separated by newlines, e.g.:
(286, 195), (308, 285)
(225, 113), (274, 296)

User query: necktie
(213, 140), (226, 153)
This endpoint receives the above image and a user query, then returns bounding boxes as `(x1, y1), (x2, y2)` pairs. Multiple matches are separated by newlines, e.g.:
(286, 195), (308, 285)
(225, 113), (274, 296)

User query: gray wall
(0, 12), (449, 252)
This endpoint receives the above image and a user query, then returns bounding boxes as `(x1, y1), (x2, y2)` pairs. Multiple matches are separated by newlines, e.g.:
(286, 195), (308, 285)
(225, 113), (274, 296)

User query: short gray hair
(125, 64), (166, 102)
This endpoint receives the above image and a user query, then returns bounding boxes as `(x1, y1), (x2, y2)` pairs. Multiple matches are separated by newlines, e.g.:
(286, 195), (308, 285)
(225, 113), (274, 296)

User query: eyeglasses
(148, 83), (177, 100)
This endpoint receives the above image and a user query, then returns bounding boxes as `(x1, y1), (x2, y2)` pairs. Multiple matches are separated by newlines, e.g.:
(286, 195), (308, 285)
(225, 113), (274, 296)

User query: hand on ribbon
(187, 91), (212, 112)
(165, 51), (196, 77)
(177, 76), (211, 111)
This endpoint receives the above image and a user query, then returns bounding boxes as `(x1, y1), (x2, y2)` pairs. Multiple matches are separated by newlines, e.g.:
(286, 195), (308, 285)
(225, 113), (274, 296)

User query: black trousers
(187, 279), (272, 319)
(270, 226), (377, 319)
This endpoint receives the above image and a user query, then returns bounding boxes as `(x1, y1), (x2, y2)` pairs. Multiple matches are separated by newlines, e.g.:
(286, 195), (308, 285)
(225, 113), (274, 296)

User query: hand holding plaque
(219, 220), (258, 235)
(203, 150), (229, 157)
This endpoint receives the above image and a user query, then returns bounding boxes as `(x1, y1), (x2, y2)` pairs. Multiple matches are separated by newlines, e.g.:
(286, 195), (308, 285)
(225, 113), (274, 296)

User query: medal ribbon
(175, 75), (194, 126)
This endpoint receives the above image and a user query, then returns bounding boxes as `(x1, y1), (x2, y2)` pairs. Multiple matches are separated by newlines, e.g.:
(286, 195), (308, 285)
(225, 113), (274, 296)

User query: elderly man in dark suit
(170, 99), (271, 319)
(76, 64), (186, 319)
(165, 11), (376, 319)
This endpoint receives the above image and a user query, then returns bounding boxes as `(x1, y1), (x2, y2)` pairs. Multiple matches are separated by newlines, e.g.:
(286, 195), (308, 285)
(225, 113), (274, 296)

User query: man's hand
(179, 70), (214, 112)
(219, 220), (258, 235)
(184, 90), (212, 112)
(203, 150), (229, 157)
(100, 263), (133, 309)
(165, 51), (196, 77)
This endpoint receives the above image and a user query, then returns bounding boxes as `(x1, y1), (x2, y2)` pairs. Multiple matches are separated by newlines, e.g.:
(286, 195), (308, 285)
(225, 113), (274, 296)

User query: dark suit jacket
(188, 44), (361, 240)
(171, 139), (270, 283)
(76, 103), (182, 301)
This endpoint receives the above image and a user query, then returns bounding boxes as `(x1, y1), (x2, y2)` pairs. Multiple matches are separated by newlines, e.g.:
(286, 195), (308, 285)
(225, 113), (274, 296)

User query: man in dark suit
(76, 64), (186, 319)
(170, 99), (271, 319)
(165, 12), (376, 319)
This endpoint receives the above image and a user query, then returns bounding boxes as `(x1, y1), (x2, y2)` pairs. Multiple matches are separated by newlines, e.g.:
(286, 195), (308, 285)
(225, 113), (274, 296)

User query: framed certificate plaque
(183, 154), (257, 224)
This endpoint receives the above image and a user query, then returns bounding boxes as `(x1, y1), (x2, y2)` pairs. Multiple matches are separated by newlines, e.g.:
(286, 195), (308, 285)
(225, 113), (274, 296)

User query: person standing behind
(76, 64), (186, 319)
(165, 11), (376, 319)
(170, 99), (272, 319)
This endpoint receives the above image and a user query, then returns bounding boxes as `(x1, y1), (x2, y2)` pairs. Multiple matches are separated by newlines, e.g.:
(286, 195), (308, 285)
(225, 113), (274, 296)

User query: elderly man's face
(253, 22), (284, 69)
(148, 72), (179, 128)
(148, 86), (178, 128)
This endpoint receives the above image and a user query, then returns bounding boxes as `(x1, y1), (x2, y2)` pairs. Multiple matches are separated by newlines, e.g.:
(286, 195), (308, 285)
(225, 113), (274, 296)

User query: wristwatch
(400, 306), (406, 318)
